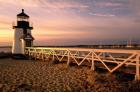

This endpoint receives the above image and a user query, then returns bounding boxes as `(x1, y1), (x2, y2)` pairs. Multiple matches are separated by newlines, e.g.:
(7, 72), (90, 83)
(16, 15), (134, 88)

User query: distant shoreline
(0, 46), (11, 48)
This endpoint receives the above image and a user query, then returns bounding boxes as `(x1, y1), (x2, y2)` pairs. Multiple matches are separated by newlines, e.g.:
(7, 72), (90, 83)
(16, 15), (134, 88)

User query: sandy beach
(0, 58), (140, 92)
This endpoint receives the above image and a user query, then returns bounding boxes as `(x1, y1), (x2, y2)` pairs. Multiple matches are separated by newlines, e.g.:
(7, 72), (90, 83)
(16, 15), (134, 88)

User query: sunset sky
(0, 0), (140, 46)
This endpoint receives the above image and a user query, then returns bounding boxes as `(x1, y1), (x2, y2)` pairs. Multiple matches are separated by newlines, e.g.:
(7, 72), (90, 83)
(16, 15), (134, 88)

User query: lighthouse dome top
(17, 9), (29, 18)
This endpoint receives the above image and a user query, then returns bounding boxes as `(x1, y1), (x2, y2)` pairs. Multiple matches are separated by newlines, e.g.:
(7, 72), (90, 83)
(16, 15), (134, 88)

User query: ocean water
(0, 47), (11, 53)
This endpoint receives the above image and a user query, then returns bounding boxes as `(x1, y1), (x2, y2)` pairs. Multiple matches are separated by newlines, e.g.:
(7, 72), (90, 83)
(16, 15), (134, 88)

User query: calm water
(0, 47), (11, 52)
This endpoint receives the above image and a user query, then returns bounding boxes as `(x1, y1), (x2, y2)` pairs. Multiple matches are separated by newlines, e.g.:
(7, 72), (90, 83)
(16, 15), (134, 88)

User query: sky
(0, 0), (140, 46)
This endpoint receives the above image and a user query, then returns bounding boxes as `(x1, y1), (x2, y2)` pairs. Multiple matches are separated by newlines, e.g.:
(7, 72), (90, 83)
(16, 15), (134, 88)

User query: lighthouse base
(12, 54), (28, 60)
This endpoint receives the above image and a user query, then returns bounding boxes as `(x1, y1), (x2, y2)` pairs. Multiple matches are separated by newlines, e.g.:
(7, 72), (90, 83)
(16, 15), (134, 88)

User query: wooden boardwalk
(25, 47), (140, 80)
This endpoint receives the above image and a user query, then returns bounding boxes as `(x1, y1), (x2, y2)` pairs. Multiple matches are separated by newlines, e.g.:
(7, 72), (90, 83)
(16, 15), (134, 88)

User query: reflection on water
(0, 47), (11, 52)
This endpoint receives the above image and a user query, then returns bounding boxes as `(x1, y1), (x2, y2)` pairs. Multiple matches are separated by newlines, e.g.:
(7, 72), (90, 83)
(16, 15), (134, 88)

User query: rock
(17, 84), (32, 91)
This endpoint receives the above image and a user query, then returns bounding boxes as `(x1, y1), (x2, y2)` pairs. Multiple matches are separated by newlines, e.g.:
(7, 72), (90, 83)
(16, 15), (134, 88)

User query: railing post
(34, 48), (37, 60)
(103, 52), (105, 60)
(135, 52), (140, 80)
(28, 48), (31, 60)
(67, 50), (70, 66)
(52, 50), (55, 61)
(41, 49), (44, 61)
(91, 51), (95, 70)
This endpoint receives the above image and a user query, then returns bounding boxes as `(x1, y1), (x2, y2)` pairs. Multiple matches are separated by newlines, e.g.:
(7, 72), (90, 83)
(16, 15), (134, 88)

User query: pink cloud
(0, 0), (140, 46)
(89, 13), (115, 17)
(96, 2), (123, 8)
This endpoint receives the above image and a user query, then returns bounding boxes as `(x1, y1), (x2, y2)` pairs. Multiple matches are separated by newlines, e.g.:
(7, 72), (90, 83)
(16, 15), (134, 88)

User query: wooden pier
(25, 47), (140, 80)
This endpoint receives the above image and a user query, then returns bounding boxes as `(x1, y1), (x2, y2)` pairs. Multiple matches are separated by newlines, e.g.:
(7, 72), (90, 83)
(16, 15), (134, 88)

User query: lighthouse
(12, 9), (34, 55)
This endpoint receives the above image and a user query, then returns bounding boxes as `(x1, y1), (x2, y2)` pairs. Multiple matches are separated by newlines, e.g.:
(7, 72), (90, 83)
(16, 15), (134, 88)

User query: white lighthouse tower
(12, 9), (34, 55)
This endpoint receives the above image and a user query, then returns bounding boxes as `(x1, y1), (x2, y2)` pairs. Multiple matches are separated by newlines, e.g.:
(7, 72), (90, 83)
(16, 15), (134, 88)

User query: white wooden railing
(25, 47), (140, 80)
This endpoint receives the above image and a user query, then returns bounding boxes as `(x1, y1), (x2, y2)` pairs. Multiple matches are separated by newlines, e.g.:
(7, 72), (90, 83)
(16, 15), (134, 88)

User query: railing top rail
(25, 47), (140, 54)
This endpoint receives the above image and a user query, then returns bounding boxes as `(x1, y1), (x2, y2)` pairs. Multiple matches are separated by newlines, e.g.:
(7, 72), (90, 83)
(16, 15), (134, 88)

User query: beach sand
(0, 58), (140, 92)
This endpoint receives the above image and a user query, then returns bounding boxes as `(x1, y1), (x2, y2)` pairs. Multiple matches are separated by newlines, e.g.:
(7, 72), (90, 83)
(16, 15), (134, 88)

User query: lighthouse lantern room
(12, 9), (34, 55)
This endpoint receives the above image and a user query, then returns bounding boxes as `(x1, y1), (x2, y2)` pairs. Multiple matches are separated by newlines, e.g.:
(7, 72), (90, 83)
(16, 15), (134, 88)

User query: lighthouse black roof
(17, 9), (29, 18)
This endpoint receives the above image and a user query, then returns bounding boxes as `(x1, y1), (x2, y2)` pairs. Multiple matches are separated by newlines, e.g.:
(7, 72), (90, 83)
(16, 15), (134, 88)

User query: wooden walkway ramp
(25, 47), (140, 80)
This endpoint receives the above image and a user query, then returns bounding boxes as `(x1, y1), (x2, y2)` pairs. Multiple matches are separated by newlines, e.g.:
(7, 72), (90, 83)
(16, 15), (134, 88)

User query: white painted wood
(25, 47), (140, 80)
(135, 54), (140, 80)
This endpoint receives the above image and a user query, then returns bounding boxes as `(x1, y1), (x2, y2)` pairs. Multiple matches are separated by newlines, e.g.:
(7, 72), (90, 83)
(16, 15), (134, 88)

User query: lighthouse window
(17, 17), (28, 22)
(26, 40), (32, 47)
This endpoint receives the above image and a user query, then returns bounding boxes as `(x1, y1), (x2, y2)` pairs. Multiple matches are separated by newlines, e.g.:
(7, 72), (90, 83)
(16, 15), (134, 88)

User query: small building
(12, 9), (34, 55)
